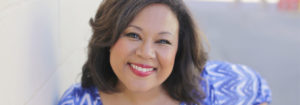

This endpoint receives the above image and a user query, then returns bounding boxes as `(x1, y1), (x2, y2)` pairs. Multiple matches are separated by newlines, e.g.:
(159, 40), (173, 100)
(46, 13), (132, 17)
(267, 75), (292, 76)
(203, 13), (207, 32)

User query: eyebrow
(128, 24), (174, 36)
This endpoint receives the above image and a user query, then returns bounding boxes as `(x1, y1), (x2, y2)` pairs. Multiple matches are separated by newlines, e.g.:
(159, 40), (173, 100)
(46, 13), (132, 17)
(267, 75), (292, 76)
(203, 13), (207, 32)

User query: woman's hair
(81, 0), (208, 104)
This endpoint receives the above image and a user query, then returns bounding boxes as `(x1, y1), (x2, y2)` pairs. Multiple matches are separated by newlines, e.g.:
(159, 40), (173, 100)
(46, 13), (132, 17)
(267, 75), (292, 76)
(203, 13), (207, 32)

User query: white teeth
(130, 64), (154, 72)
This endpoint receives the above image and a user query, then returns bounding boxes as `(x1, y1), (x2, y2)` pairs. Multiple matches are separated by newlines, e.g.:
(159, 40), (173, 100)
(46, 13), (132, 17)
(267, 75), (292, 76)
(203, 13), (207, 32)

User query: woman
(58, 0), (271, 105)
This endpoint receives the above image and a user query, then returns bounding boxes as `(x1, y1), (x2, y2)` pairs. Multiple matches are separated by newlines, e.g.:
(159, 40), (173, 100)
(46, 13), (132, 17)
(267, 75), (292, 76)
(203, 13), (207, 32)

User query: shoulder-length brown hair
(81, 0), (208, 104)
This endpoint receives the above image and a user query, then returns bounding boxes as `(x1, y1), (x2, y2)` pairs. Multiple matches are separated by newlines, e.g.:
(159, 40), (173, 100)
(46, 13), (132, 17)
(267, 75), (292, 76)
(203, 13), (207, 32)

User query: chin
(126, 84), (157, 93)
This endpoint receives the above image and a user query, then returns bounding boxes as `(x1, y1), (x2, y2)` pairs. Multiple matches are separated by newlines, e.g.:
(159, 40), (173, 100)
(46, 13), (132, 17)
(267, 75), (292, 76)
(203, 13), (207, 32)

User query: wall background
(0, 0), (100, 104)
(0, 0), (299, 105)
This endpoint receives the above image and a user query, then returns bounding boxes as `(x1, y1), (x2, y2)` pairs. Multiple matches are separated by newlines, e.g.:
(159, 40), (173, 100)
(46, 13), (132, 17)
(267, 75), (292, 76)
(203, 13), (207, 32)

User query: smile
(128, 63), (156, 77)
(130, 64), (154, 72)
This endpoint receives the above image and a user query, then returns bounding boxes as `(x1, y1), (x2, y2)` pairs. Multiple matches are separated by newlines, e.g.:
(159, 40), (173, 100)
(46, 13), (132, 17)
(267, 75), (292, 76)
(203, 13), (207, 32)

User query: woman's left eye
(156, 39), (171, 45)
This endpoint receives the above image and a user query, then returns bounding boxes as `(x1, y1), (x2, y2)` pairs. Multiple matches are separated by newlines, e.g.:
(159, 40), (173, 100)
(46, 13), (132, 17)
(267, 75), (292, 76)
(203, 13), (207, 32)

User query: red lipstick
(128, 63), (155, 77)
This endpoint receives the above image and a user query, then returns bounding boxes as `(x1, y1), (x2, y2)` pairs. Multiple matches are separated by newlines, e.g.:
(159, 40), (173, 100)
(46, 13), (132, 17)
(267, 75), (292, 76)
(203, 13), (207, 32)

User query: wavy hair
(81, 0), (208, 104)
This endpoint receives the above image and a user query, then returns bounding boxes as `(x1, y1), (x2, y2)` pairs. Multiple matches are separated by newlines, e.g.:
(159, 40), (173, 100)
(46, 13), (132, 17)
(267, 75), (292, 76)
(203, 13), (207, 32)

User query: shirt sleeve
(252, 72), (272, 104)
(58, 84), (77, 105)
(58, 84), (102, 105)
(237, 64), (272, 105)
(202, 61), (272, 105)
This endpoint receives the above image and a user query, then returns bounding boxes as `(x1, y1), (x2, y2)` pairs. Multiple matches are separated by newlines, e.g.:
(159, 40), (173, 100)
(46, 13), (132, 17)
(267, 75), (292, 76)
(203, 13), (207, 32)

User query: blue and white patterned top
(58, 61), (272, 105)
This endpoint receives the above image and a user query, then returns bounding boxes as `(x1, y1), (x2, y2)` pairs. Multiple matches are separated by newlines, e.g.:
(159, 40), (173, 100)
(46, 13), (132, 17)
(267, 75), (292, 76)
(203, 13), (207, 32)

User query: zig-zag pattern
(58, 61), (272, 105)
(202, 61), (271, 105)
(58, 84), (102, 105)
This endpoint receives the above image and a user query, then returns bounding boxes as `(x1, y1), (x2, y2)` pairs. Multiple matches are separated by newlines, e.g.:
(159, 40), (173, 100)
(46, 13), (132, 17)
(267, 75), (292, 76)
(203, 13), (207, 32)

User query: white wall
(0, 0), (101, 104)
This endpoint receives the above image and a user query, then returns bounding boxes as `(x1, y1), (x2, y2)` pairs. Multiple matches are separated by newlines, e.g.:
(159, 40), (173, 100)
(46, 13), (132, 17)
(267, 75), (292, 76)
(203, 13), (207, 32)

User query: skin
(101, 4), (179, 105)
(260, 102), (268, 105)
(99, 3), (269, 105)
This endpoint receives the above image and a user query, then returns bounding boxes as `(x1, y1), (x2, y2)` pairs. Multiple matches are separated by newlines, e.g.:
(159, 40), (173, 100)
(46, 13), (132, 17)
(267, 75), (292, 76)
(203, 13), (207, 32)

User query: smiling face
(109, 4), (179, 92)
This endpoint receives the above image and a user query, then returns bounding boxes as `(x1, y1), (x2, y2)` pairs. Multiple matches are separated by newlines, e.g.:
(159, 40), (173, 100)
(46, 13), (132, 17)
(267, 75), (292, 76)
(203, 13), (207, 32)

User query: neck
(119, 84), (167, 105)
(108, 83), (178, 105)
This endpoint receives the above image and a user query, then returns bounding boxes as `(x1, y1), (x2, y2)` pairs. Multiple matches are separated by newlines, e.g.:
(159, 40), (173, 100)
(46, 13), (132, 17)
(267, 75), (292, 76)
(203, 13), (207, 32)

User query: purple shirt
(58, 61), (272, 105)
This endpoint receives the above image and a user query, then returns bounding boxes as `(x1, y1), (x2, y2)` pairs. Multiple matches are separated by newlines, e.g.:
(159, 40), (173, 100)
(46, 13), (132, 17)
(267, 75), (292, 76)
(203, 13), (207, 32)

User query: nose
(136, 41), (155, 60)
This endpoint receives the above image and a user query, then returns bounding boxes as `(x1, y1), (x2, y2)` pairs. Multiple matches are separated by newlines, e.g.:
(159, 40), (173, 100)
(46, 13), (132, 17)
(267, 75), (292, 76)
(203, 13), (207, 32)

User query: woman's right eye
(125, 33), (141, 40)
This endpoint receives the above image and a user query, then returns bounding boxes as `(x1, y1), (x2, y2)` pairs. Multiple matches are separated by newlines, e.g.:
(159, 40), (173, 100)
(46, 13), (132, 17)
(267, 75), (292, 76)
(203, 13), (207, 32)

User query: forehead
(128, 4), (179, 34)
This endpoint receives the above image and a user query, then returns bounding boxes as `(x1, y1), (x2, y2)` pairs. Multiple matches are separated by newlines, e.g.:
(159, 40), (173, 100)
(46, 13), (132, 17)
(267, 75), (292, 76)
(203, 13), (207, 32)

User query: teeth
(130, 64), (154, 72)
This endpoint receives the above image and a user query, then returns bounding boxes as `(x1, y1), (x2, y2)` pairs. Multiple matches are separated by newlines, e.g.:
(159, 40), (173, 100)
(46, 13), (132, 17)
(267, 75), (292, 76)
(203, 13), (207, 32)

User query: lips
(128, 63), (156, 77)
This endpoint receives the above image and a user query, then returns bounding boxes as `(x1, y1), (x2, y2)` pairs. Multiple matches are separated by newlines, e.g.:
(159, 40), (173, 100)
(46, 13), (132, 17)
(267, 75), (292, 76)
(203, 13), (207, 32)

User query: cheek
(157, 47), (177, 73)
(110, 38), (136, 72)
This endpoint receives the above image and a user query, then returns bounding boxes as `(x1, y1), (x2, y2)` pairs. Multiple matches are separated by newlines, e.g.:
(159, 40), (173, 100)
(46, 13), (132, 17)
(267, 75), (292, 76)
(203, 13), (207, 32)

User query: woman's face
(110, 4), (179, 92)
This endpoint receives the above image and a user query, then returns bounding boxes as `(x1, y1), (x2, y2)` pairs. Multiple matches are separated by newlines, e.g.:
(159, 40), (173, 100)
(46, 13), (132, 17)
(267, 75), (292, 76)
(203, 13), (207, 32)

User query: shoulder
(201, 61), (272, 104)
(203, 61), (260, 80)
(58, 83), (102, 105)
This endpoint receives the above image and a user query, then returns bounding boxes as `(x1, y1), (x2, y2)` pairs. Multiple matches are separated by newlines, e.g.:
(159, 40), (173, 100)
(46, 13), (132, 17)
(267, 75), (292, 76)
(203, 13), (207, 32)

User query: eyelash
(125, 32), (141, 40)
(156, 40), (171, 45)
(124, 32), (172, 45)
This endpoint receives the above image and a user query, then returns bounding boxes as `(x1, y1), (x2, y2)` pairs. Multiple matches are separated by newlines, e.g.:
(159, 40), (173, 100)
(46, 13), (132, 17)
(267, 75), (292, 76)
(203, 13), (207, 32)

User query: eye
(156, 39), (171, 45)
(125, 32), (141, 40)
